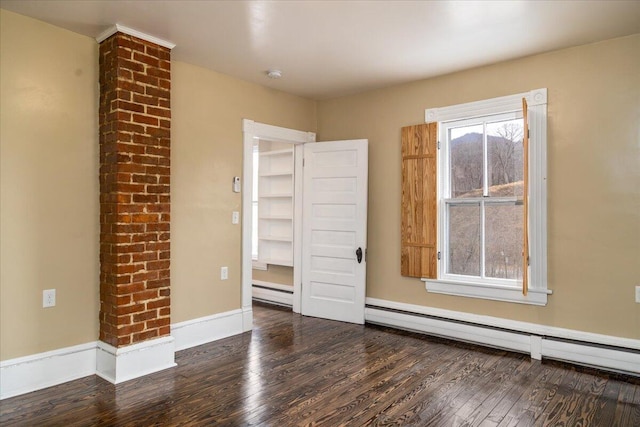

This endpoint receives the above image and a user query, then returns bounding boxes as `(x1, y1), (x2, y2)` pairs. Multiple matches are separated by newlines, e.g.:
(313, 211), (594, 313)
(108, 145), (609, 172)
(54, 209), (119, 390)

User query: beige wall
(253, 265), (294, 286)
(171, 62), (315, 322)
(0, 10), (100, 360)
(2, 8), (637, 363)
(0, 9), (316, 359)
(317, 34), (640, 339)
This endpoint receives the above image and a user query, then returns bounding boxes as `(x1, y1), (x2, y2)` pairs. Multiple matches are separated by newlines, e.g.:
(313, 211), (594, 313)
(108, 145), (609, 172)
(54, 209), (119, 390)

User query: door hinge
(437, 251), (441, 260)
(302, 157), (305, 167)
(365, 248), (367, 262)
(437, 141), (441, 149)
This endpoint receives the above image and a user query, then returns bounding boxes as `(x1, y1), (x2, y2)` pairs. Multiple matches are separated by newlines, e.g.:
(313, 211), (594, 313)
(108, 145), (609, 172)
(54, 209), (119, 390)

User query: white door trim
(242, 120), (315, 328)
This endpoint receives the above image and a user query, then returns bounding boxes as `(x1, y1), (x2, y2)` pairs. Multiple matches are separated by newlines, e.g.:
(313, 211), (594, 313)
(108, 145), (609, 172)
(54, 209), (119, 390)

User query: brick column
(99, 32), (171, 350)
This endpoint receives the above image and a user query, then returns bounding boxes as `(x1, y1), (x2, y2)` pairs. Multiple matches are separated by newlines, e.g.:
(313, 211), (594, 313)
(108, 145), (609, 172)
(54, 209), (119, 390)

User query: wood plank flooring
(1, 301), (639, 426)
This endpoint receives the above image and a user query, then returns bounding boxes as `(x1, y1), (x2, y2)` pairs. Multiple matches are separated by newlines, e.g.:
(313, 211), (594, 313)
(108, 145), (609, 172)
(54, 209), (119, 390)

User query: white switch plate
(221, 266), (228, 280)
(43, 289), (56, 308)
(636, 286), (640, 303)
(232, 211), (239, 224)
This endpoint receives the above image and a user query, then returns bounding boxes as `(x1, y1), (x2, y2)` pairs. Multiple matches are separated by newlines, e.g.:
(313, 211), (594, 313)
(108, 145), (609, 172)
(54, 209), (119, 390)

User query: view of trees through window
(446, 118), (524, 280)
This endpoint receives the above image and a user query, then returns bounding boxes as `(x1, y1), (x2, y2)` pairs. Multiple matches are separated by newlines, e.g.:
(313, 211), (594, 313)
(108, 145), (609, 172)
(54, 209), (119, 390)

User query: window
(422, 89), (549, 305)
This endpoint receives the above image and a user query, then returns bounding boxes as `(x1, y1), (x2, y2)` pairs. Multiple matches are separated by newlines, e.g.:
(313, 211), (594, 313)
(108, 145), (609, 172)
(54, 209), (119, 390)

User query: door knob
(356, 247), (363, 263)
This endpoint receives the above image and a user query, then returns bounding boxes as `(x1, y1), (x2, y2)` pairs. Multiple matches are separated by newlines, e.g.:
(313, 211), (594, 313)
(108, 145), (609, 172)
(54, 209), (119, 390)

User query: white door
(301, 139), (368, 324)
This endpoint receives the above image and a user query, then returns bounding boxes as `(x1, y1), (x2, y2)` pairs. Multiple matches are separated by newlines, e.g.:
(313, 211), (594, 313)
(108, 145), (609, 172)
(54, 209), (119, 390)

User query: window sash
(443, 198), (521, 285)
(441, 112), (523, 286)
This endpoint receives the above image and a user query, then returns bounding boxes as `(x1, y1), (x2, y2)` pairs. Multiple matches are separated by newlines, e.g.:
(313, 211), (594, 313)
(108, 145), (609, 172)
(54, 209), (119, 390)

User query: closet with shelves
(257, 142), (294, 267)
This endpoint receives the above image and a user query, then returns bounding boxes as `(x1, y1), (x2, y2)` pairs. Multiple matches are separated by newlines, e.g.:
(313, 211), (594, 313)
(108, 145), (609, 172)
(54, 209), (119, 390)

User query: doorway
(241, 120), (315, 330)
(242, 120), (369, 330)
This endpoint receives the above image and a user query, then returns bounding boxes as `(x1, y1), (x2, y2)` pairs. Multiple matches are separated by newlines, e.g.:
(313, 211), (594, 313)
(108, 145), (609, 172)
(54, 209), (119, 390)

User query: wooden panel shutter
(401, 123), (438, 278)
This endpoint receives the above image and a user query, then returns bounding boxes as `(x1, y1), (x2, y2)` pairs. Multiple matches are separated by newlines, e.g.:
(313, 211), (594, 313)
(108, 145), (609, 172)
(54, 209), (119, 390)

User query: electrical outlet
(43, 289), (56, 308)
(221, 266), (228, 280)
(636, 286), (640, 303)
(232, 211), (239, 224)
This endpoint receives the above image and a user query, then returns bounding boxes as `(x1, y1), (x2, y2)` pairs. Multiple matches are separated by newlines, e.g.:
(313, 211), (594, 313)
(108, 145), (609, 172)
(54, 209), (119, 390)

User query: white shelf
(259, 171), (293, 177)
(259, 193), (293, 198)
(259, 215), (291, 220)
(259, 235), (293, 242)
(259, 148), (293, 157)
(257, 143), (295, 267)
(259, 258), (293, 267)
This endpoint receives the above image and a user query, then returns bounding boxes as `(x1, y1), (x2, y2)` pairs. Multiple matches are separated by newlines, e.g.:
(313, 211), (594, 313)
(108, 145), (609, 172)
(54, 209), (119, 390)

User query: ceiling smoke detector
(266, 69), (282, 79)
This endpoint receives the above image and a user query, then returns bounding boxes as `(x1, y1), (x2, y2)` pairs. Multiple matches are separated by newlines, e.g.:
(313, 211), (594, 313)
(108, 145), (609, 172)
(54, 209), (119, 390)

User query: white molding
(530, 335), (543, 361)
(293, 143), (304, 314)
(242, 120), (315, 144)
(528, 100), (548, 294)
(423, 279), (550, 306)
(96, 24), (176, 49)
(252, 280), (294, 306)
(1, 310), (250, 399)
(242, 119), (256, 317)
(171, 309), (244, 351)
(425, 88), (547, 122)
(96, 336), (176, 384)
(0, 342), (97, 400)
(242, 307), (253, 332)
(365, 298), (640, 375)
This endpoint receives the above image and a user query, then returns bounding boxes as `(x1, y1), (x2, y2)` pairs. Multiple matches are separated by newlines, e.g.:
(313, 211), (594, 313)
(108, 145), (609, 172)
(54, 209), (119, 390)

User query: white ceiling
(2, 1), (639, 100)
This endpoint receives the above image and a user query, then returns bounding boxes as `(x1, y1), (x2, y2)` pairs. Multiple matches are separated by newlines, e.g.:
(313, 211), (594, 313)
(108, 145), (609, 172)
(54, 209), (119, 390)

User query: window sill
(252, 260), (268, 270)
(422, 278), (551, 306)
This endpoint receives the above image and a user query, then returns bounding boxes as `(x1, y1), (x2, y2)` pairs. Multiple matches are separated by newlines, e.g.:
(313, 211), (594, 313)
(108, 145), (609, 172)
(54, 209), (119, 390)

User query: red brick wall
(99, 33), (171, 347)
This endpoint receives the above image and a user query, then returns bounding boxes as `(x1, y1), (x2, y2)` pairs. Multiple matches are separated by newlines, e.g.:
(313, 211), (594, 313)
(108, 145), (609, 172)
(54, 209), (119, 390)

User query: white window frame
(423, 88), (550, 306)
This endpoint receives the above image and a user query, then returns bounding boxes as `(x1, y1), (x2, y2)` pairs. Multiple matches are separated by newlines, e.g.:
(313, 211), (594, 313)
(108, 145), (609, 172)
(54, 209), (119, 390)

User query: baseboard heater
(252, 282), (293, 308)
(365, 302), (640, 377)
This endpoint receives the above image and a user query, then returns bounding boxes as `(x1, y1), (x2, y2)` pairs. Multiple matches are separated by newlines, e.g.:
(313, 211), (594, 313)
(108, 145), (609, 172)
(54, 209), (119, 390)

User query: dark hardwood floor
(1, 301), (639, 426)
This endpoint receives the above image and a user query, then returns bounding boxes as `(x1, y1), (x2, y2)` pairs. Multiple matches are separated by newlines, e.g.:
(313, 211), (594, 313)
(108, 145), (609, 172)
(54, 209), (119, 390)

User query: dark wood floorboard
(1, 301), (639, 426)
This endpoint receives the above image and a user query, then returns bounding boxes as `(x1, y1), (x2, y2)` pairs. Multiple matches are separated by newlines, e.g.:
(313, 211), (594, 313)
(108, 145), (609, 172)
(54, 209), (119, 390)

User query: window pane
(486, 119), (524, 198)
(485, 203), (523, 280)
(447, 203), (480, 276)
(449, 124), (483, 198)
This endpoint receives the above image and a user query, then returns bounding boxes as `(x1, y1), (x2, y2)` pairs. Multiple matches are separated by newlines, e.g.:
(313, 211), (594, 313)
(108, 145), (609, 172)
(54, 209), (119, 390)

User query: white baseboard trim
(172, 309), (244, 351)
(365, 298), (640, 375)
(2, 309), (248, 399)
(0, 342), (97, 400)
(96, 336), (176, 384)
(243, 306), (253, 332)
(252, 281), (294, 307)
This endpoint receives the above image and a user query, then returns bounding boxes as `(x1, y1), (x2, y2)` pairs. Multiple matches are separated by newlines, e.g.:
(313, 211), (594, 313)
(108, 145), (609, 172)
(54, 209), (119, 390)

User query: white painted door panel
(301, 139), (368, 324)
